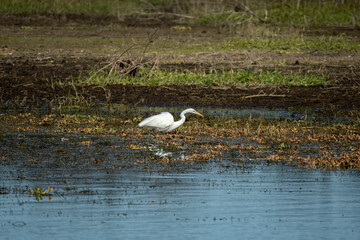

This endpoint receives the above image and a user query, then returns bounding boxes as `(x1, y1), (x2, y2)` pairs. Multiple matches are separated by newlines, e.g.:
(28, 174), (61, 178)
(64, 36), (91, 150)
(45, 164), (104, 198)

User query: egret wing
(139, 112), (174, 131)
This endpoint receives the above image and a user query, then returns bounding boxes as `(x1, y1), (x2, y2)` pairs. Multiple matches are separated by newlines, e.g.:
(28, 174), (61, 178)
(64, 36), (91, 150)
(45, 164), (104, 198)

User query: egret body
(138, 108), (203, 132)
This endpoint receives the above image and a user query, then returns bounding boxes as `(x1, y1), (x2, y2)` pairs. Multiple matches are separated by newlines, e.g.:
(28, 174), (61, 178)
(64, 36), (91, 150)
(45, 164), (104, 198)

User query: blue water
(1, 164), (359, 240)
(0, 105), (359, 239)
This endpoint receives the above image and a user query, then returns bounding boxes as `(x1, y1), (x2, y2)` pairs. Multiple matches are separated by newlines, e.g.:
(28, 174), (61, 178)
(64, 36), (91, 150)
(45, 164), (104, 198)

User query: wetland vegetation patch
(1, 108), (359, 171)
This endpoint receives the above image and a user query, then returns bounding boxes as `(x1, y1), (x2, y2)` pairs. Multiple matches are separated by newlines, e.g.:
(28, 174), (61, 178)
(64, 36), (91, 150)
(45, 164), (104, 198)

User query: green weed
(224, 35), (360, 52)
(80, 68), (327, 87)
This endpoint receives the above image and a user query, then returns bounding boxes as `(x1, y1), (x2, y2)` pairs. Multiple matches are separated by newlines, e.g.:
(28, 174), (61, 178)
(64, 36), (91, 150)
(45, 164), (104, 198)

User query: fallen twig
(237, 2), (267, 23)
(242, 93), (286, 99)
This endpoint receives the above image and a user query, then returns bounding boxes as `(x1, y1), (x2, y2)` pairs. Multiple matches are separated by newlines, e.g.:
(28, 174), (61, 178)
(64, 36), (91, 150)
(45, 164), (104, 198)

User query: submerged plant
(29, 186), (54, 201)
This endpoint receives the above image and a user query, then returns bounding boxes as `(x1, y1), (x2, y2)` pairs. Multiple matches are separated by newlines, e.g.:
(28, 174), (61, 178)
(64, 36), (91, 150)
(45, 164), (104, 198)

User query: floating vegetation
(29, 186), (54, 201)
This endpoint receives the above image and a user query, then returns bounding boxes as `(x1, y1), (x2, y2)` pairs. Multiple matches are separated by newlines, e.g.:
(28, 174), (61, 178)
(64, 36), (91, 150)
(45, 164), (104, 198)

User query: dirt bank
(1, 14), (359, 109)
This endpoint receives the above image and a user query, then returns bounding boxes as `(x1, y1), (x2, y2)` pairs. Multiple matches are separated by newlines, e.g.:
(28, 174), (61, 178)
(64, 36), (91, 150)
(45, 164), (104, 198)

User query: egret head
(185, 108), (204, 117)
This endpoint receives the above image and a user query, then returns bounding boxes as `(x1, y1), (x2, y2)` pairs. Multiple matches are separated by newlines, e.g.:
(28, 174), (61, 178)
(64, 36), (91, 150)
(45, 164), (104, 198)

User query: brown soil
(1, 14), (360, 109)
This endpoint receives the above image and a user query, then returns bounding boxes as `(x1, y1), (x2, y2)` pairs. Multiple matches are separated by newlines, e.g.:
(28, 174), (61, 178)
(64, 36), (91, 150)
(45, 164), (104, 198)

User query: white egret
(138, 108), (204, 132)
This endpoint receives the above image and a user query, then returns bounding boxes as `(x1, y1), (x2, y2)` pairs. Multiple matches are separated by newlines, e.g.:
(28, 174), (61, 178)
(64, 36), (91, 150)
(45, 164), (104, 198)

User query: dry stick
(237, 2), (267, 23)
(297, 0), (301, 10)
(140, 0), (156, 10)
(109, 44), (138, 75)
(90, 28), (159, 82)
(236, 14), (253, 25)
(242, 90), (286, 99)
(112, 28), (159, 77)
(142, 28), (159, 57)
(147, 56), (160, 78)
(225, 11), (236, 22)
(242, 94), (286, 99)
(140, 0), (193, 19)
(163, 12), (194, 19)
(87, 45), (137, 81)
(242, 89), (286, 99)
(135, 28), (159, 77)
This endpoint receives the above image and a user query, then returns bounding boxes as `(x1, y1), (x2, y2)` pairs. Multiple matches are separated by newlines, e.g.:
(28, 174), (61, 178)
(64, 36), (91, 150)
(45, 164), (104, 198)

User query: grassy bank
(1, 0), (359, 27)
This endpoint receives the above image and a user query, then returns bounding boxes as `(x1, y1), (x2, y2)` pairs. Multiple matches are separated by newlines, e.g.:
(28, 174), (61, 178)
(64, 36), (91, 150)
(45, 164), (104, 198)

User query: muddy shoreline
(1, 53), (360, 109)
(1, 14), (360, 109)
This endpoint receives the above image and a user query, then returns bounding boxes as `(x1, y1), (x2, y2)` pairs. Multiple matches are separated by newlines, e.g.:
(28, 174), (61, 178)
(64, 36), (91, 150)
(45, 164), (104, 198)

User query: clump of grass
(81, 68), (327, 87)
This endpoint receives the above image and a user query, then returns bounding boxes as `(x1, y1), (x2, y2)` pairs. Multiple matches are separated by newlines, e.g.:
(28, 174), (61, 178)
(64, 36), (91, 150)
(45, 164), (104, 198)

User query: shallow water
(1, 157), (360, 239)
(1, 106), (360, 239)
(99, 105), (358, 123)
(2, 103), (356, 123)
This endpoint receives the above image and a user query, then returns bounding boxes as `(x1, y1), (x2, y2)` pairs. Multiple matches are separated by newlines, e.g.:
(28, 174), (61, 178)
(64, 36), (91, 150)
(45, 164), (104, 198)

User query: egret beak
(195, 111), (204, 117)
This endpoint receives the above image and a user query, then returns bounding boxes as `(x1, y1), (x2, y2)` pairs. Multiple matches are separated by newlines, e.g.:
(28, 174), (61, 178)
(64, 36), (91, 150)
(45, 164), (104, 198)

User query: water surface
(1, 162), (359, 240)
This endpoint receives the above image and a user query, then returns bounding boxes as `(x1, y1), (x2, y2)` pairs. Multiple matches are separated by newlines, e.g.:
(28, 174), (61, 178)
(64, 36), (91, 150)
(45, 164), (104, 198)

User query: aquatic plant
(29, 186), (54, 201)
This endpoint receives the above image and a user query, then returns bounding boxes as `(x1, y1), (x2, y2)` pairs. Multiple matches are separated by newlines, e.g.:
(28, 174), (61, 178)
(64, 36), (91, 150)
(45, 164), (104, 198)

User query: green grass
(182, 0), (360, 27)
(0, 0), (138, 15)
(223, 35), (360, 52)
(2, 33), (358, 55)
(80, 68), (327, 87)
(1, 0), (359, 27)
(264, 0), (359, 27)
(172, 34), (360, 53)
